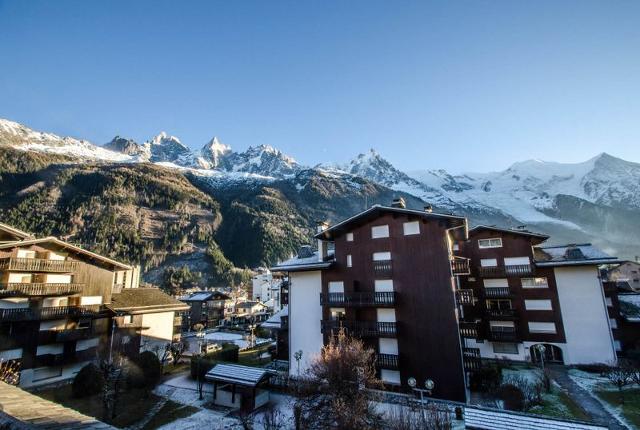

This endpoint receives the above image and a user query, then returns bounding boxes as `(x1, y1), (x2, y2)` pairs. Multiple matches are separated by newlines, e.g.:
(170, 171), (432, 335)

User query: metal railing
(321, 320), (397, 337)
(478, 266), (505, 277)
(463, 347), (482, 371)
(505, 264), (533, 276)
(0, 305), (102, 321)
(489, 326), (518, 342)
(455, 289), (474, 305)
(373, 260), (393, 277)
(451, 258), (470, 275)
(320, 292), (396, 307)
(484, 287), (511, 298)
(485, 308), (516, 318)
(459, 322), (478, 338)
(0, 283), (84, 297)
(0, 257), (80, 272)
(377, 353), (399, 370)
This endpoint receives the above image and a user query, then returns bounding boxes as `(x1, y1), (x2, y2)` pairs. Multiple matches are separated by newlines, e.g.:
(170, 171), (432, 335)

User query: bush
(469, 365), (502, 392)
(128, 351), (162, 390)
(190, 343), (240, 379)
(498, 384), (525, 411)
(72, 363), (104, 398)
(500, 375), (543, 411)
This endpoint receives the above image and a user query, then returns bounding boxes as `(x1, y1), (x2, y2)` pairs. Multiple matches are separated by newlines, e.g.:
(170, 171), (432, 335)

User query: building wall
(554, 266), (617, 364)
(288, 270), (323, 377)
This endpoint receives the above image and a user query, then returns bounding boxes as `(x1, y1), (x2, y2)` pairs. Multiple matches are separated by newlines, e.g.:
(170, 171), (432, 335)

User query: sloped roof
(314, 204), (467, 241)
(271, 250), (334, 272)
(182, 291), (230, 302)
(469, 225), (549, 244)
(261, 305), (288, 329)
(534, 244), (621, 267)
(0, 223), (34, 241)
(205, 363), (276, 387)
(0, 236), (131, 270)
(108, 288), (189, 314)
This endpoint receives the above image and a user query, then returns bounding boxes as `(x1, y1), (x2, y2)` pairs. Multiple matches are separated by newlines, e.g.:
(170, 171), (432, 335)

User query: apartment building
(180, 290), (230, 330)
(0, 223), (187, 387)
(272, 202), (470, 402)
(457, 226), (619, 365)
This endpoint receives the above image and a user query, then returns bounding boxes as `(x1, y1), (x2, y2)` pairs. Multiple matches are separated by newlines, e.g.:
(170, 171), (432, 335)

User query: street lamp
(408, 376), (435, 419)
(535, 344), (546, 370)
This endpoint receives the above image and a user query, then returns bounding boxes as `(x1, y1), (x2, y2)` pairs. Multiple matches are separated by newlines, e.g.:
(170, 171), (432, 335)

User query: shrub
(190, 343), (240, 379)
(72, 363), (104, 398)
(500, 374), (543, 411)
(497, 384), (525, 411)
(469, 365), (502, 392)
(128, 351), (162, 390)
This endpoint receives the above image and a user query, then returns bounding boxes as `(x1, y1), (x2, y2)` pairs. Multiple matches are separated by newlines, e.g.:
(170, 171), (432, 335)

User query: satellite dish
(425, 379), (435, 390)
(407, 377), (417, 388)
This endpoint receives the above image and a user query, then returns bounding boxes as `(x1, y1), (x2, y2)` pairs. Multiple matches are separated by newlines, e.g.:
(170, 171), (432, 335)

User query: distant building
(180, 290), (230, 330)
(609, 261), (640, 291)
(251, 269), (285, 312)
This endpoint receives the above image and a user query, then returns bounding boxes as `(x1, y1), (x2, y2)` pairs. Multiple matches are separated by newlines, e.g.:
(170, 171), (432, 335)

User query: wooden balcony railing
(488, 326), (518, 342)
(320, 292), (396, 307)
(321, 320), (397, 337)
(484, 287), (512, 298)
(455, 289), (474, 305)
(463, 347), (482, 371)
(0, 283), (84, 297)
(376, 353), (399, 370)
(0, 305), (102, 321)
(373, 260), (393, 278)
(485, 308), (517, 318)
(0, 257), (80, 273)
(459, 322), (478, 339)
(505, 264), (534, 276)
(451, 258), (471, 275)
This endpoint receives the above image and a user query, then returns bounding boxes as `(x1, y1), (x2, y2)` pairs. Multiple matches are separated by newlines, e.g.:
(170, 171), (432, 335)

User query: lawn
(595, 388), (640, 428)
(530, 388), (590, 422)
(142, 400), (199, 430)
(238, 344), (272, 367)
(34, 384), (162, 428)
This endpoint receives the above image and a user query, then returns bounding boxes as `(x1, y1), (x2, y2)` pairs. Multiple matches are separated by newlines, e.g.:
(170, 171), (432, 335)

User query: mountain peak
(103, 136), (146, 156)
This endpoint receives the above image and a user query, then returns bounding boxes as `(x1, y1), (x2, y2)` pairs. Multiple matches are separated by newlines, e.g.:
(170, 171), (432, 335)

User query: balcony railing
(56, 328), (94, 342)
(478, 266), (505, 277)
(505, 264), (534, 276)
(321, 320), (397, 337)
(455, 289), (474, 305)
(484, 287), (512, 298)
(489, 326), (518, 342)
(35, 347), (98, 367)
(373, 260), (393, 278)
(377, 353), (399, 370)
(463, 347), (482, 371)
(320, 292), (396, 307)
(0, 257), (80, 273)
(459, 322), (478, 338)
(485, 308), (517, 318)
(0, 283), (84, 297)
(451, 258), (471, 275)
(0, 305), (102, 321)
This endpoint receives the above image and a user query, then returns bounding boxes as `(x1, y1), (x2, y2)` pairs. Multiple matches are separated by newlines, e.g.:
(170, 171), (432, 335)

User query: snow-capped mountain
(224, 144), (299, 177)
(103, 136), (148, 157)
(197, 137), (232, 169)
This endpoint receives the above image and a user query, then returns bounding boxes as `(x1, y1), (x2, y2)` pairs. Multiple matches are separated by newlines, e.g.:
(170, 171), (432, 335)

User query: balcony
(485, 308), (517, 318)
(0, 305), (102, 321)
(463, 347), (482, 371)
(478, 266), (506, 277)
(0, 334), (20, 350)
(459, 322), (478, 338)
(173, 316), (183, 327)
(451, 257), (470, 276)
(35, 347), (98, 367)
(505, 264), (534, 276)
(484, 287), (512, 298)
(373, 260), (393, 278)
(488, 326), (518, 342)
(0, 283), (84, 297)
(320, 292), (396, 307)
(376, 353), (399, 370)
(56, 328), (94, 342)
(321, 320), (397, 337)
(455, 289), (474, 306)
(0, 257), (80, 273)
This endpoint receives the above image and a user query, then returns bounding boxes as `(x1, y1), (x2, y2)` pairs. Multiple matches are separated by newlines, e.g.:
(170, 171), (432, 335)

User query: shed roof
(205, 363), (276, 387)
(469, 225), (549, 244)
(108, 288), (189, 314)
(534, 244), (621, 267)
(270, 250), (334, 272)
(182, 291), (230, 302)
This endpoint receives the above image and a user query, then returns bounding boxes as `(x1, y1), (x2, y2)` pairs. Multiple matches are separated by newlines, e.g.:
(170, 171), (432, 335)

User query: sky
(0, 0), (639, 173)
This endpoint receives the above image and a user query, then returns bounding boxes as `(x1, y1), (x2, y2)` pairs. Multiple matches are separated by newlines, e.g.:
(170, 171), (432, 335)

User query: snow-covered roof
(465, 406), (606, 430)
(205, 363), (276, 387)
(469, 225), (549, 243)
(271, 250), (334, 272)
(534, 244), (621, 267)
(261, 306), (288, 329)
(618, 294), (640, 322)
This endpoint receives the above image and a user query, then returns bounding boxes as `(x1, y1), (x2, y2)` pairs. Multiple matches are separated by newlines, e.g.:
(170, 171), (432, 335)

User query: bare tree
(606, 364), (632, 404)
(294, 328), (384, 430)
(0, 359), (20, 385)
(386, 403), (452, 430)
(168, 341), (187, 366)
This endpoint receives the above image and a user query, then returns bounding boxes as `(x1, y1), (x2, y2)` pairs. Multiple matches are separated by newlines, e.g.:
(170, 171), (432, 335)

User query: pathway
(126, 387), (176, 430)
(548, 366), (628, 430)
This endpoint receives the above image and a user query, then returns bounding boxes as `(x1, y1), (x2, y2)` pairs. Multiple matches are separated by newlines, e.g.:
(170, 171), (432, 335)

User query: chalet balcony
(463, 347), (482, 371)
(451, 257), (470, 276)
(455, 289), (474, 306)
(488, 326), (518, 342)
(0, 257), (80, 273)
(56, 328), (95, 342)
(477, 266), (506, 277)
(0, 305), (102, 321)
(484, 287), (512, 298)
(321, 320), (397, 337)
(320, 292), (396, 307)
(459, 321), (478, 339)
(373, 260), (393, 278)
(376, 353), (399, 370)
(35, 347), (98, 367)
(478, 264), (534, 278)
(0, 283), (84, 297)
(485, 308), (517, 318)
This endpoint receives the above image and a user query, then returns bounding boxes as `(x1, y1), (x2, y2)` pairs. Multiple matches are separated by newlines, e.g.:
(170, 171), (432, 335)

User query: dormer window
(478, 238), (502, 249)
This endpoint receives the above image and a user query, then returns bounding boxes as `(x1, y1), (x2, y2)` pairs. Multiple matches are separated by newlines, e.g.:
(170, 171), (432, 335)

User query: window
(614, 340), (622, 351)
(478, 238), (502, 249)
(373, 252), (391, 261)
(452, 243), (460, 251)
(521, 277), (548, 288)
(480, 258), (497, 267)
(328, 281), (344, 293)
(374, 280), (394, 292)
(492, 342), (519, 355)
(524, 300), (553, 311)
(123, 315), (133, 325)
(605, 297), (613, 307)
(403, 221), (420, 235)
(346, 233), (354, 242)
(346, 255), (352, 268)
(504, 257), (530, 266)
(377, 308), (396, 323)
(484, 279), (508, 289)
(610, 318), (618, 329)
(380, 369), (401, 384)
(371, 225), (390, 239)
(330, 308), (345, 320)
(528, 322), (557, 334)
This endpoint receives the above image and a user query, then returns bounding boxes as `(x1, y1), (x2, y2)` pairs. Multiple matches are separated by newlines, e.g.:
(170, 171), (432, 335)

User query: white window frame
(609, 318), (618, 329)
(346, 254), (352, 268)
(492, 342), (519, 355)
(346, 233), (354, 242)
(478, 238), (503, 249)
(480, 258), (498, 267)
(524, 299), (553, 311)
(373, 252), (391, 261)
(402, 221), (420, 236)
(528, 321), (557, 334)
(371, 225), (390, 239)
(521, 277), (548, 288)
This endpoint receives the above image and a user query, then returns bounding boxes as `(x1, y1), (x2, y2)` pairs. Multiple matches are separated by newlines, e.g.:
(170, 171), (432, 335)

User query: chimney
(316, 221), (329, 261)
(424, 204), (433, 213)
(391, 197), (406, 209)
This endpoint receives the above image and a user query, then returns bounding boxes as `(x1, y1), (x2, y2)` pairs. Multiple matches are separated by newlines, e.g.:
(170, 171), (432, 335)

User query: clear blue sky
(1, 0), (639, 172)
